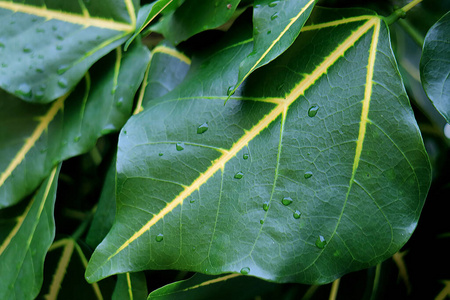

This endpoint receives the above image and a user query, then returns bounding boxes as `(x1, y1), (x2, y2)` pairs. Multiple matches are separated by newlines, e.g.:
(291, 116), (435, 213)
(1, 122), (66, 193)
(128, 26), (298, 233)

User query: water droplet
(243, 153), (249, 160)
(15, 83), (32, 98)
(268, 1), (278, 7)
(56, 35), (64, 40)
(227, 3), (232, 9)
(304, 171), (313, 179)
(263, 202), (269, 211)
(158, 152), (163, 157)
(116, 97), (124, 107)
(308, 105), (319, 117)
(293, 210), (301, 219)
(74, 135), (81, 142)
(176, 142), (185, 151)
(267, 30), (271, 35)
(227, 86), (235, 96)
(315, 235), (327, 249)
(23, 45), (32, 53)
(260, 219), (264, 225)
(36, 28), (45, 33)
(57, 64), (69, 75)
(155, 233), (164, 242)
(57, 78), (68, 88)
(1, 63), (7, 68)
(240, 267), (250, 275)
(197, 122), (209, 134)
(0, 42), (4, 49)
(36, 66), (44, 73)
(281, 197), (293, 206)
(234, 171), (244, 179)
(123, 130), (127, 135)
(190, 199), (195, 203)
(271, 13), (279, 20)
(56, 45), (63, 50)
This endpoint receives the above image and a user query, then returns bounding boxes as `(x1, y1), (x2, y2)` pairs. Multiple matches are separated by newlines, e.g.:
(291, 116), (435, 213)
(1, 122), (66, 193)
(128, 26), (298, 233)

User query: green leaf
(125, 0), (173, 50)
(420, 11), (450, 123)
(0, 0), (138, 103)
(113, 272), (148, 300)
(148, 273), (277, 300)
(0, 41), (150, 208)
(86, 8), (431, 284)
(228, 0), (315, 97)
(155, 0), (242, 44)
(38, 238), (114, 299)
(0, 165), (60, 300)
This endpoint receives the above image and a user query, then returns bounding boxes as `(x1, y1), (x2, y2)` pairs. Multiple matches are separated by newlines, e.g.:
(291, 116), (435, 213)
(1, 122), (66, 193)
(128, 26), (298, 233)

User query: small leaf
(125, 1), (174, 50)
(148, 273), (277, 300)
(155, 0), (242, 44)
(0, 41), (150, 208)
(0, 166), (60, 300)
(0, 0), (138, 103)
(86, 8), (430, 284)
(113, 272), (148, 300)
(420, 11), (450, 123)
(228, 0), (315, 96)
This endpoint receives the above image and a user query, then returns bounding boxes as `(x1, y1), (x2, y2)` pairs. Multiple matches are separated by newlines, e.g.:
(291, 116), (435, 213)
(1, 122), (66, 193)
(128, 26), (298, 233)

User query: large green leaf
(0, 41), (150, 208)
(0, 0), (138, 103)
(228, 0), (315, 97)
(154, 0), (242, 44)
(86, 8), (431, 284)
(420, 11), (450, 123)
(113, 272), (148, 300)
(148, 273), (277, 300)
(0, 166), (60, 300)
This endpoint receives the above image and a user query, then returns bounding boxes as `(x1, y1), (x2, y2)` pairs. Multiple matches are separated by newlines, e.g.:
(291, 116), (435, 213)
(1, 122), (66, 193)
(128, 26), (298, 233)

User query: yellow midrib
(0, 1), (133, 31)
(0, 95), (66, 188)
(96, 15), (379, 271)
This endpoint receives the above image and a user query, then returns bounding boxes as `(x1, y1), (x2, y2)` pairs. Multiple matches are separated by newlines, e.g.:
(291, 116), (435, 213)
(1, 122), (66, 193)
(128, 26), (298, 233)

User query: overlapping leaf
(86, 8), (430, 284)
(153, 0), (242, 44)
(420, 11), (450, 123)
(113, 272), (148, 300)
(228, 0), (315, 96)
(0, 0), (138, 103)
(0, 166), (60, 300)
(38, 238), (114, 299)
(0, 41), (150, 208)
(148, 273), (277, 300)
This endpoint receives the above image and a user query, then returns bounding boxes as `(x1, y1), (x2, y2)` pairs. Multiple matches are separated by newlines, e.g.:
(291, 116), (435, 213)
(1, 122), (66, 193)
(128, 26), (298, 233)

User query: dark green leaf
(148, 273), (277, 300)
(0, 0), (139, 103)
(420, 11), (450, 123)
(0, 165), (60, 300)
(86, 8), (430, 284)
(228, 0), (315, 96)
(0, 41), (149, 208)
(113, 272), (148, 300)
(154, 0), (242, 44)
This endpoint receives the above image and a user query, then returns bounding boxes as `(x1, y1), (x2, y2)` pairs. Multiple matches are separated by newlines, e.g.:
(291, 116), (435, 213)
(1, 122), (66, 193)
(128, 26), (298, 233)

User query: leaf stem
(385, 0), (423, 25)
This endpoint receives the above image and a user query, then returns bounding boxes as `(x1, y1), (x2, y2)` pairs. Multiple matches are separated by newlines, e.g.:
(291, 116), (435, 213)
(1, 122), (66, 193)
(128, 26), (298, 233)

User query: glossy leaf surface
(0, 42), (149, 208)
(86, 8), (430, 284)
(229, 0), (315, 96)
(420, 11), (450, 123)
(155, 0), (241, 44)
(148, 273), (277, 300)
(0, 166), (60, 300)
(0, 0), (138, 103)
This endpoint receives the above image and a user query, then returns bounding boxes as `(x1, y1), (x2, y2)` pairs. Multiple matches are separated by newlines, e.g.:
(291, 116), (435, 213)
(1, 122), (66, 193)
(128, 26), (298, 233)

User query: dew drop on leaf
(227, 86), (235, 96)
(158, 152), (163, 157)
(234, 171), (244, 179)
(267, 30), (271, 35)
(155, 234), (164, 242)
(260, 219), (264, 225)
(22, 45), (32, 53)
(197, 122), (209, 134)
(1, 63), (8, 68)
(57, 78), (68, 88)
(243, 153), (249, 160)
(268, 1), (278, 7)
(190, 199), (195, 203)
(57, 64), (69, 75)
(281, 197), (293, 206)
(308, 105), (319, 117)
(56, 44), (63, 50)
(176, 142), (185, 151)
(116, 97), (124, 107)
(293, 210), (301, 219)
(315, 235), (327, 249)
(304, 171), (313, 179)
(15, 83), (32, 97)
(263, 202), (269, 211)
(240, 267), (250, 275)
(74, 135), (81, 142)
(271, 13), (279, 20)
